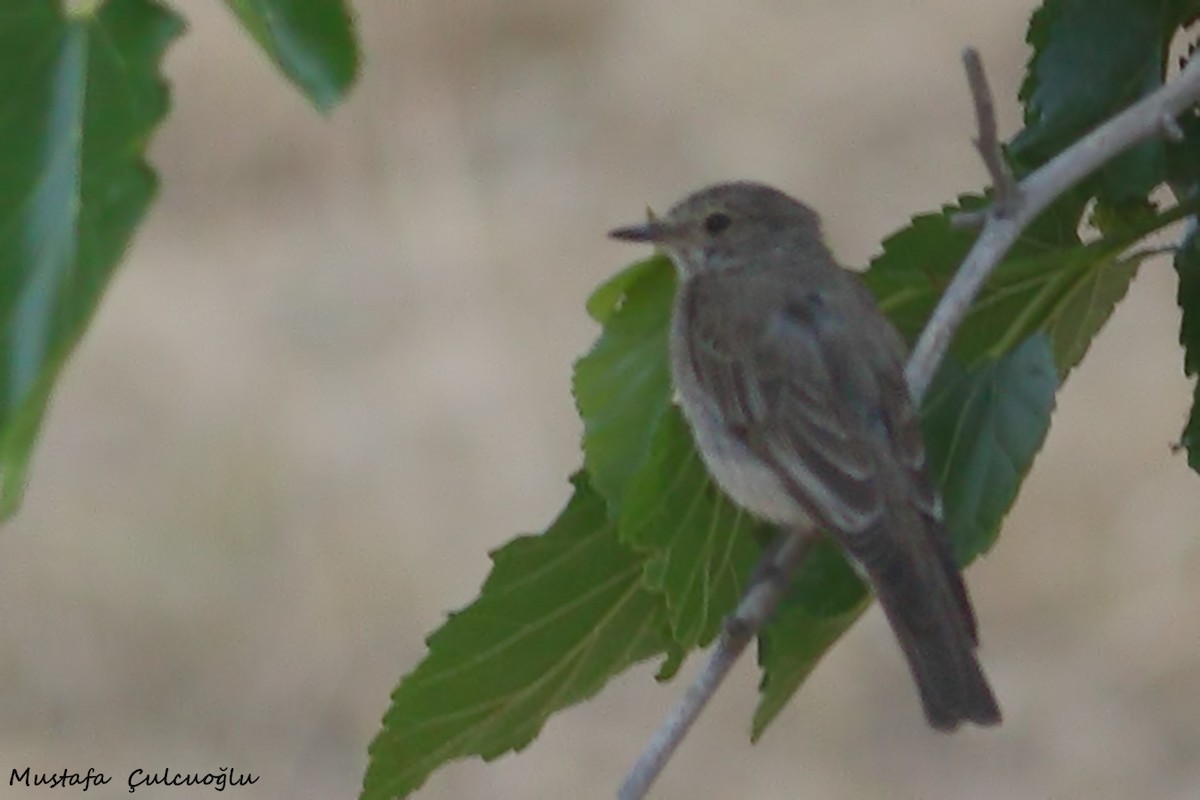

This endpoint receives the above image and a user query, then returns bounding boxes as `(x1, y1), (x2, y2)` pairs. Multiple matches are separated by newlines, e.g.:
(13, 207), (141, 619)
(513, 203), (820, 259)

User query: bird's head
(608, 181), (824, 276)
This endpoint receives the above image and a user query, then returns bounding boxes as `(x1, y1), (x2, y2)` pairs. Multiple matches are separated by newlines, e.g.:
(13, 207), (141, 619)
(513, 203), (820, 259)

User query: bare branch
(963, 48), (1019, 216)
(620, 47), (1200, 800)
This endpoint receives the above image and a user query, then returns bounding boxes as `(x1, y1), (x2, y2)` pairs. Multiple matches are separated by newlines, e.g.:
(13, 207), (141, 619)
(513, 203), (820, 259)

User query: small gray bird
(609, 181), (1001, 730)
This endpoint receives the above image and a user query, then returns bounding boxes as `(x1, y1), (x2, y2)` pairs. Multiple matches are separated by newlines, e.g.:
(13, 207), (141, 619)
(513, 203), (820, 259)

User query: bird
(608, 181), (1001, 730)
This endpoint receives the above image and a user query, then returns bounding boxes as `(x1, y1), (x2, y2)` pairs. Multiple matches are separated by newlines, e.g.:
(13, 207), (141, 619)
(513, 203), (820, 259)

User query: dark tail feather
(883, 593), (1002, 731)
(856, 531), (1002, 730)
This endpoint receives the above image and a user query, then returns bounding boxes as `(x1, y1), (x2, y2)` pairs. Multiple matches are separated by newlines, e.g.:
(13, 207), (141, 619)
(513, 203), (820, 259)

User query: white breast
(681, 395), (811, 527)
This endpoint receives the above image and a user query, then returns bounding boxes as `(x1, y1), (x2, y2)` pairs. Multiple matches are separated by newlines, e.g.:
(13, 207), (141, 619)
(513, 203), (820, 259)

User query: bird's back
(672, 253), (999, 728)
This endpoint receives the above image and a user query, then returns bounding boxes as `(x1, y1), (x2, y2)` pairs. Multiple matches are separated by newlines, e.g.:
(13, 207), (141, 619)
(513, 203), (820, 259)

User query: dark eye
(704, 212), (732, 235)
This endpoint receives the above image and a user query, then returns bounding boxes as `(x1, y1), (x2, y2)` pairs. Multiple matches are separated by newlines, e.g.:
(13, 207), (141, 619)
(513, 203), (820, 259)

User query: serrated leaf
(1039, 248), (1145, 372)
(0, 0), (183, 518)
(362, 475), (671, 800)
(573, 258), (675, 511)
(752, 595), (869, 740)
(619, 406), (765, 649)
(863, 201), (984, 344)
(1013, 0), (1195, 199)
(948, 240), (1145, 375)
(753, 536), (873, 739)
(865, 192), (1087, 345)
(922, 335), (1058, 563)
(1174, 227), (1200, 471)
(1178, 226), (1200, 375)
(753, 337), (1057, 737)
(865, 194), (1154, 375)
(224, 0), (359, 112)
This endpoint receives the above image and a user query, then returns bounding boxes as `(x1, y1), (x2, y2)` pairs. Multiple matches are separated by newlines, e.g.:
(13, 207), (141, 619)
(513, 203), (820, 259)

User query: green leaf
(573, 257), (675, 511)
(863, 200), (985, 344)
(1165, 107), (1200, 190)
(1013, 0), (1195, 199)
(922, 335), (1059, 563)
(956, 241), (1146, 375)
(865, 192), (1087, 347)
(753, 337), (1057, 737)
(1178, 227), (1200, 375)
(865, 194), (1156, 376)
(0, 0), (182, 518)
(619, 406), (765, 649)
(752, 594), (869, 740)
(362, 475), (671, 800)
(785, 538), (869, 616)
(753, 537), (873, 738)
(586, 255), (668, 324)
(223, 0), (359, 112)
(1174, 228), (1200, 471)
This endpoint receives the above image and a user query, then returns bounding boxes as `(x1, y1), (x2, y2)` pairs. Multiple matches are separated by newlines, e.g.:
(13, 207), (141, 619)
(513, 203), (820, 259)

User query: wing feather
(683, 271), (885, 533)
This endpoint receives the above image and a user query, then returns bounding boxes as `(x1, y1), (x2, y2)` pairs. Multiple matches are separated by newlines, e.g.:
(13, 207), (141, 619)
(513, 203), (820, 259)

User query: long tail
(850, 521), (1002, 731)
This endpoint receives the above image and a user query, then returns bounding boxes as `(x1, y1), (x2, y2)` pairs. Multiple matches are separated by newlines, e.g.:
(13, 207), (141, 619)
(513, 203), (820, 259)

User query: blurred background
(2, 1), (1199, 797)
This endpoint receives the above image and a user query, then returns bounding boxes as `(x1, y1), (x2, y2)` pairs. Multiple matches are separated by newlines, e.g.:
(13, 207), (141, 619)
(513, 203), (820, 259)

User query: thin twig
(950, 208), (989, 230)
(963, 48), (1020, 216)
(620, 47), (1200, 800)
(618, 532), (813, 800)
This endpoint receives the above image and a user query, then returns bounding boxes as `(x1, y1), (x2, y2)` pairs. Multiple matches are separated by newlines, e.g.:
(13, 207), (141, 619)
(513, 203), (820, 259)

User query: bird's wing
(683, 269), (978, 641)
(681, 270), (888, 534)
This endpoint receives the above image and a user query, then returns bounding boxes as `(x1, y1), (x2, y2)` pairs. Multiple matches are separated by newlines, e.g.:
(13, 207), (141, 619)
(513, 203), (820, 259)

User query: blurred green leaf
(573, 257), (675, 511)
(619, 406), (765, 649)
(866, 193), (1162, 375)
(864, 192), (1087, 346)
(922, 335), (1058, 563)
(753, 594), (868, 740)
(362, 474), (671, 800)
(586, 255), (668, 323)
(1165, 107), (1200, 190)
(860, 199), (984, 344)
(0, 0), (182, 518)
(785, 538), (869, 617)
(1088, 197), (1160, 239)
(955, 242), (1144, 375)
(224, 0), (359, 112)
(754, 336), (1057, 736)
(1174, 228), (1200, 471)
(1012, 0), (1196, 199)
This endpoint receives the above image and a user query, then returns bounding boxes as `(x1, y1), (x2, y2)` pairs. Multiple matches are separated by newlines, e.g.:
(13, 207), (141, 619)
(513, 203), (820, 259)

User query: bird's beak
(607, 222), (664, 242)
(609, 208), (670, 243)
